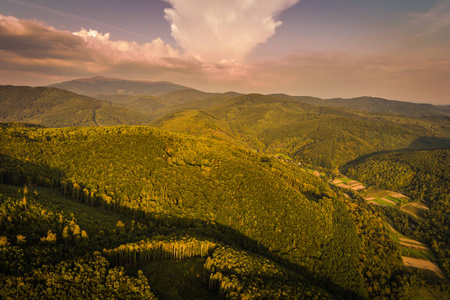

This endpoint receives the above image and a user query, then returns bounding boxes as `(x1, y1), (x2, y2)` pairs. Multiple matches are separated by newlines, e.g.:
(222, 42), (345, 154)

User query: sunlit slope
(152, 93), (450, 169)
(0, 124), (406, 297)
(97, 89), (241, 120)
(0, 86), (151, 127)
(271, 94), (450, 118)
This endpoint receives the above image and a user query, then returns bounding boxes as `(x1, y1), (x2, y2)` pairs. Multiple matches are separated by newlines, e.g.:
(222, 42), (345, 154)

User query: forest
(0, 123), (435, 299)
(0, 85), (449, 299)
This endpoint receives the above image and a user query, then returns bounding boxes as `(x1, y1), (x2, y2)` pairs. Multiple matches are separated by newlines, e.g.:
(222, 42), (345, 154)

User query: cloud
(0, 14), (448, 104)
(3, 0), (151, 39)
(0, 14), (201, 78)
(0, 14), (251, 89)
(164, 0), (300, 62)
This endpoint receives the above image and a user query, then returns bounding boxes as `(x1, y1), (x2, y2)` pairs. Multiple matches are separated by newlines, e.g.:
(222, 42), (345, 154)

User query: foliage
(346, 149), (450, 279)
(0, 86), (151, 127)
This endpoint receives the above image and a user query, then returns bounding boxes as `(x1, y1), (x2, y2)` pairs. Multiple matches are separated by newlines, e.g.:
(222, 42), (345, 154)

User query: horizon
(0, 0), (449, 105)
(2, 75), (449, 106)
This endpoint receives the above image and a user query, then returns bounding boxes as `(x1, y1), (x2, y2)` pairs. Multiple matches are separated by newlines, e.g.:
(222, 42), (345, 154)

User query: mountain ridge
(48, 76), (190, 96)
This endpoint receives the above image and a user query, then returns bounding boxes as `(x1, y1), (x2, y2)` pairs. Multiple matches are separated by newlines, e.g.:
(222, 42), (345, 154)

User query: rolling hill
(271, 94), (450, 118)
(152, 93), (450, 169)
(0, 85), (151, 127)
(48, 76), (190, 96)
(0, 124), (407, 298)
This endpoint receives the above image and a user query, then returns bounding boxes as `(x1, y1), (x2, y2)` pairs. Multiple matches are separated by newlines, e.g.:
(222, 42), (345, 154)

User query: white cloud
(164, 0), (300, 62)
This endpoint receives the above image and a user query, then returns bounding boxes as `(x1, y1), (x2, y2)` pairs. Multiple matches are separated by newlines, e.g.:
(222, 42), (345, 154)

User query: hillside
(49, 76), (189, 96)
(345, 149), (450, 281)
(95, 90), (241, 120)
(152, 94), (450, 169)
(271, 94), (450, 118)
(0, 124), (413, 298)
(0, 85), (151, 127)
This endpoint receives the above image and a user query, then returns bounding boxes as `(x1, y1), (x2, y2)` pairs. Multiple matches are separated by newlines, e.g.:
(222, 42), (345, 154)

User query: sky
(0, 0), (449, 104)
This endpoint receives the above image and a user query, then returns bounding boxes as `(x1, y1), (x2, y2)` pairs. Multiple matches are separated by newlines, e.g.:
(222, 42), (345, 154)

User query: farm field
(331, 174), (447, 282)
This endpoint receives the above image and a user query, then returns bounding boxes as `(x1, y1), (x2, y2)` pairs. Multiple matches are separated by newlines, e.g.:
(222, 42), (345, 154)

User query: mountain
(152, 93), (450, 169)
(0, 124), (407, 298)
(48, 76), (190, 96)
(271, 94), (450, 118)
(0, 85), (151, 127)
(96, 89), (241, 120)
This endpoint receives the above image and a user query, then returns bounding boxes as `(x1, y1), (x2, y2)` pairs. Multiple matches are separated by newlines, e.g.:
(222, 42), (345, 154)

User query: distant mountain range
(271, 94), (450, 118)
(48, 76), (189, 96)
(47, 76), (450, 118)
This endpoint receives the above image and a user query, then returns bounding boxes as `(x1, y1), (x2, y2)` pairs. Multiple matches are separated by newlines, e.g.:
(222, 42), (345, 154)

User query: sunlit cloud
(164, 0), (300, 62)
(0, 14), (200, 77)
(0, 14), (448, 104)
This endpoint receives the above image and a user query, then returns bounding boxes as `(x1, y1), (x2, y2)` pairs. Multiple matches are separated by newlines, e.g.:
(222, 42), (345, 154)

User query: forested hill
(345, 149), (450, 280)
(270, 94), (450, 118)
(0, 85), (151, 127)
(152, 93), (450, 169)
(0, 124), (408, 298)
(94, 89), (241, 120)
(48, 76), (189, 96)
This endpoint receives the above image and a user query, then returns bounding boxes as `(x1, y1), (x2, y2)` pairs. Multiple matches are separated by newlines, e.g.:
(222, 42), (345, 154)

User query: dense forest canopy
(0, 82), (449, 298)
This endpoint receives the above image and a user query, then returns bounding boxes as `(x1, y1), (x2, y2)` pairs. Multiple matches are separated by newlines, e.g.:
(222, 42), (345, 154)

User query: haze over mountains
(48, 76), (190, 97)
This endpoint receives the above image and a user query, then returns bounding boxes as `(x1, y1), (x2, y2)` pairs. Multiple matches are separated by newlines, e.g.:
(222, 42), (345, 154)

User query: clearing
(402, 257), (446, 280)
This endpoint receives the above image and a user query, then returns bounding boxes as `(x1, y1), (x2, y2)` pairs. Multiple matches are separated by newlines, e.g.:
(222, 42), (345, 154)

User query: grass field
(400, 247), (436, 261)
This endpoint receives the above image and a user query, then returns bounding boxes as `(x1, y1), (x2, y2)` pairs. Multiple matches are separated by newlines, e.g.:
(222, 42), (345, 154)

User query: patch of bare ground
(350, 184), (365, 191)
(388, 191), (410, 200)
(368, 201), (387, 207)
(402, 257), (446, 279)
(380, 197), (397, 205)
(399, 242), (430, 251)
(399, 237), (427, 247)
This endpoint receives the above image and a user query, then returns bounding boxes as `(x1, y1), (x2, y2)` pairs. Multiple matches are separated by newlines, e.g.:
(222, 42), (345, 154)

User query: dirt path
(411, 202), (429, 210)
(400, 206), (420, 218)
(402, 257), (446, 279)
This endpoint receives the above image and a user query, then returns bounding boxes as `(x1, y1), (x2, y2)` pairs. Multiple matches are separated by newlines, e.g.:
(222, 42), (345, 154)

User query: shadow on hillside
(0, 154), (363, 299)
(339, 136), (450, 173)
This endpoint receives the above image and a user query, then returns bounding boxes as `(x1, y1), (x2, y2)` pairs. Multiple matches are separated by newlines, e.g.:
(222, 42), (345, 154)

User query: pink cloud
(0, 14), (448, 104)
(0, 14), (201, 78)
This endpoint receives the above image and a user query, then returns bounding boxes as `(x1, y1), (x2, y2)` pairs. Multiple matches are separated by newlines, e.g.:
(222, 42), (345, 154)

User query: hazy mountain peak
(48, 76), (190, 96)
